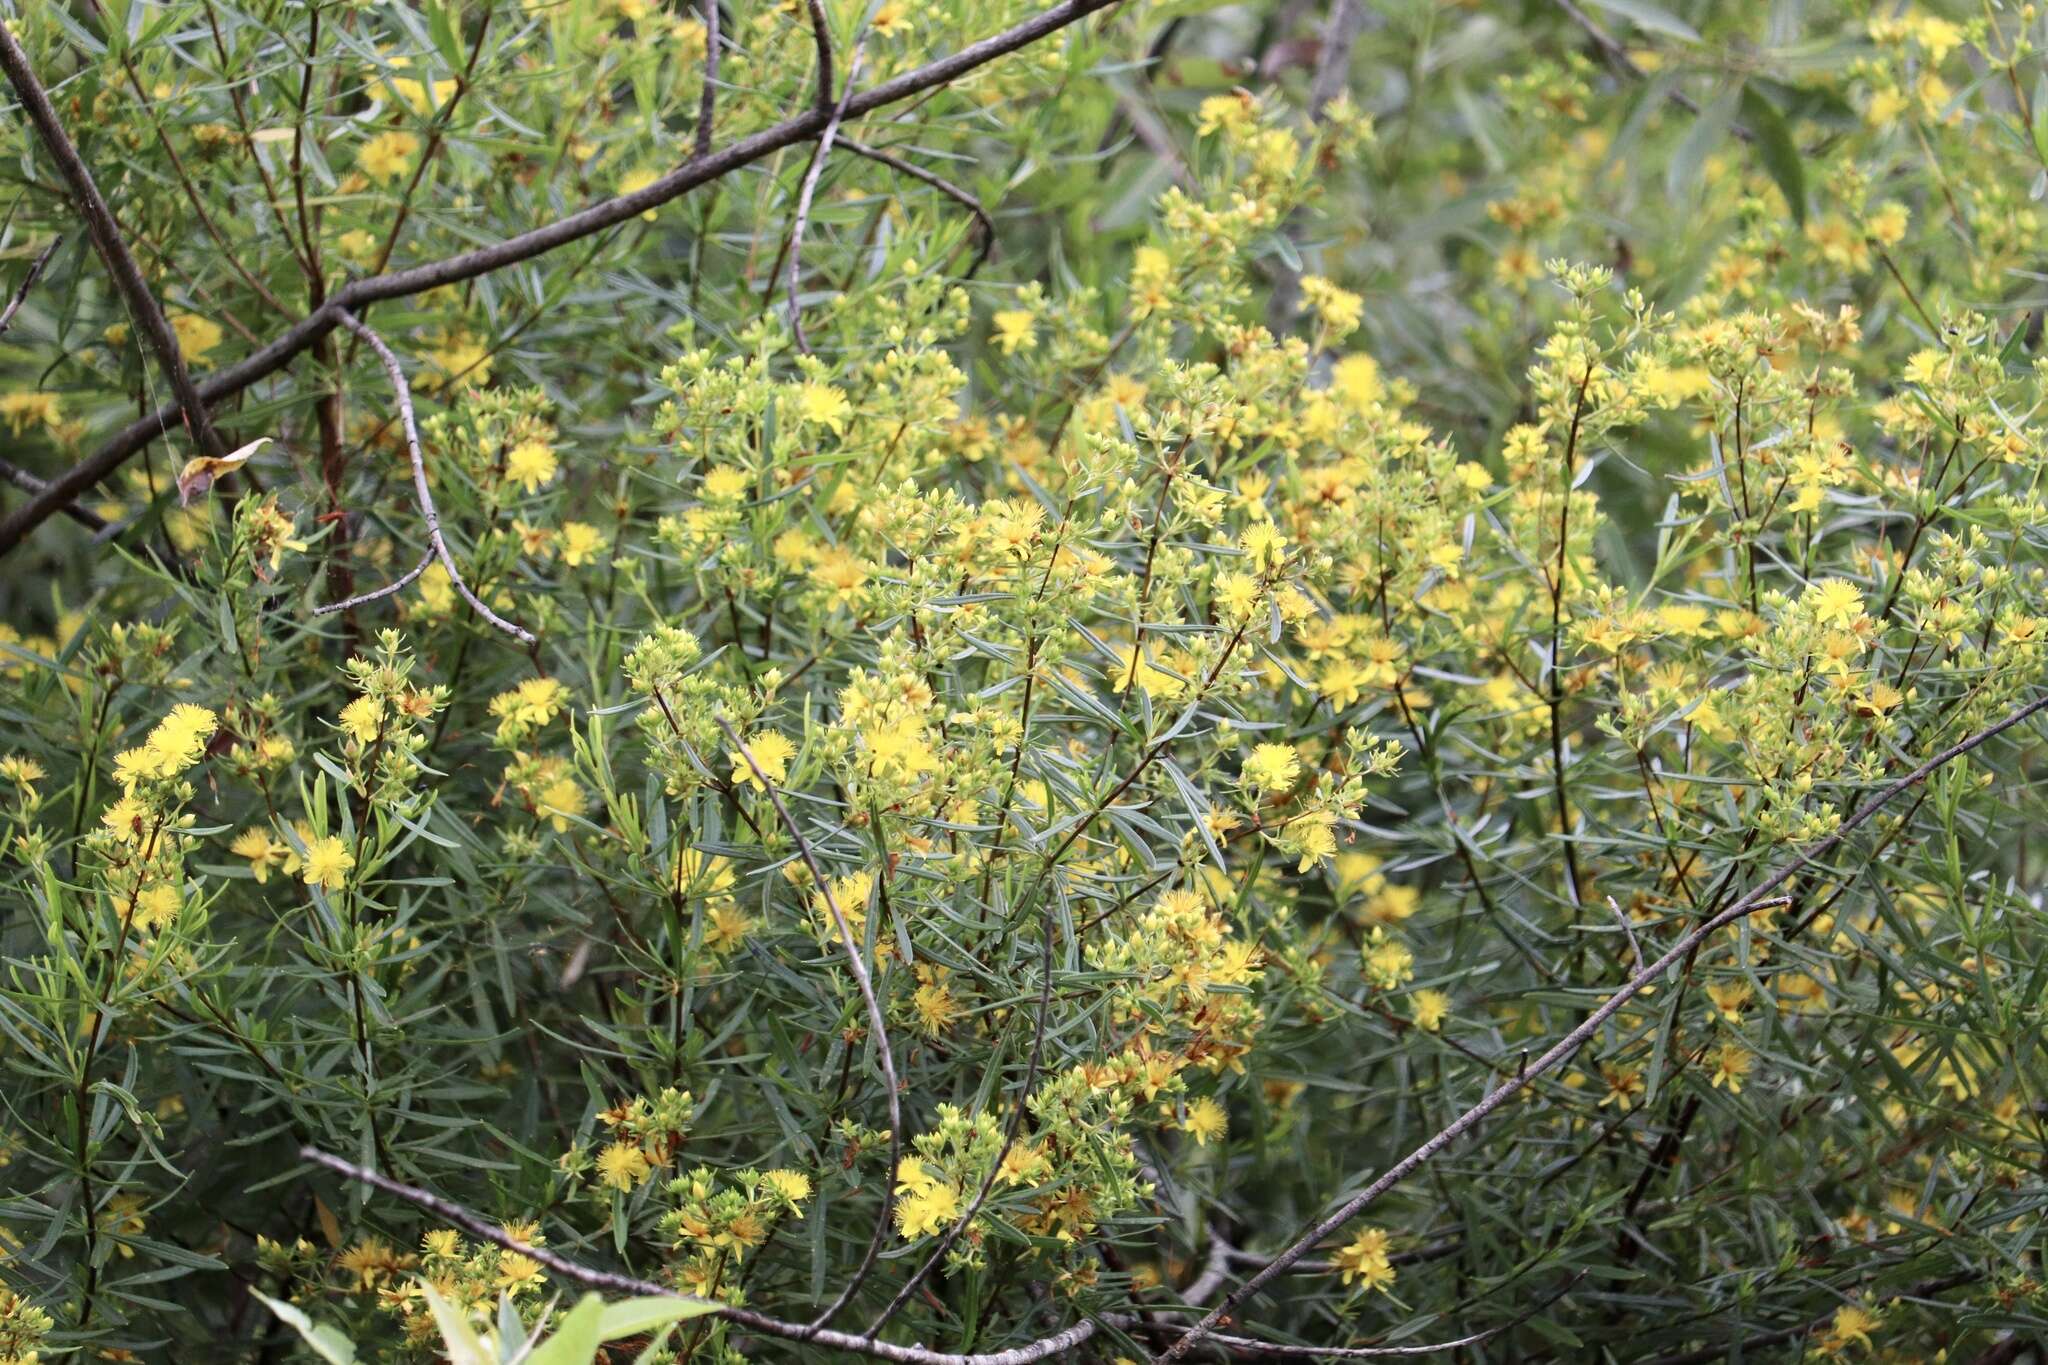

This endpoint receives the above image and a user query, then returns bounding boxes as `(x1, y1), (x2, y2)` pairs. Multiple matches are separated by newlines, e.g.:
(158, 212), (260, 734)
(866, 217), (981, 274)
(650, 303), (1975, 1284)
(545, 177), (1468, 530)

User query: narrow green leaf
(1740, 84), (1806, 224)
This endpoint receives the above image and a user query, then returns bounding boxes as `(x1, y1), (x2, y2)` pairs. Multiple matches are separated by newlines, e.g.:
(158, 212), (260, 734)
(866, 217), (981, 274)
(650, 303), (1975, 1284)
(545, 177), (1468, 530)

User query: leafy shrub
(1, 1), (2047, 1362)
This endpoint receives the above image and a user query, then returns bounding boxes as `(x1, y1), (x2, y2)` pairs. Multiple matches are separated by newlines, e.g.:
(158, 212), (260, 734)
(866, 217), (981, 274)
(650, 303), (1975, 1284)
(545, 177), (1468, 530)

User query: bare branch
(787, 44), (867, 355)
(711, 716), (901, 1331)
(0, 0), (1126, 557)
(313, 551), (432, 617)
(0, 235), (61, 341)
(0, 454), (105, 533)
(696, 0), (721, 158)
(1306, 0), (1365, 118)
(841, 137), (997, 278)
(0, 23), (230, 462)
(1603, 893), (1646, 976)
(803, 0), (836, 111)
(300, 1145), (1517, 1364)
(1153, 685), (2048, 1362)
(332, 311), (535, 645)
(299, 1145), (1098, 1365)
(85, 0), (294, 320)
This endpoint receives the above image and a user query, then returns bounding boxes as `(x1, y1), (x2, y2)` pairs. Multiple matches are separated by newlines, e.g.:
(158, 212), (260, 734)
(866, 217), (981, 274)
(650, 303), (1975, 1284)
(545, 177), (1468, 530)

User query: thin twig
(713, 716), (900, 1332)
(840, 137), (996, 278)
(1603, 894), (1645, 976)
(1306, 0), (1364, 118)
(1640, 1272), (1978, 1365)
(0, 0), (1126, 555)
(331, 311), (535, 645)
(85, 0), (294, 318)
(696, 0), (721, 158)
(787, 44), (867, 354)
(803, 0), (836, 111)
(1154, 685), (2048, 1361)
(0, 455), (106, 532)
(298, 1146), (1534, 1365)
(0, 24), (230, 462)
(313, 551), (432, 617)
(0, 235), (61, 341)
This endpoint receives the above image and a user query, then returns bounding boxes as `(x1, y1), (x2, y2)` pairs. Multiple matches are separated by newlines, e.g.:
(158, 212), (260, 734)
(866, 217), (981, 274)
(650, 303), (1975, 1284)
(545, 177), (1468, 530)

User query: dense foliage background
(3, 0), (2048, 1360)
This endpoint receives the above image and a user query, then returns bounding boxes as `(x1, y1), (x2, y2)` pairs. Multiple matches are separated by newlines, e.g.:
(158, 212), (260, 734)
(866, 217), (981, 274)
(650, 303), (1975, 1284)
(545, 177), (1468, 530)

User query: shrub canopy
(2, 0), (2048, 1361)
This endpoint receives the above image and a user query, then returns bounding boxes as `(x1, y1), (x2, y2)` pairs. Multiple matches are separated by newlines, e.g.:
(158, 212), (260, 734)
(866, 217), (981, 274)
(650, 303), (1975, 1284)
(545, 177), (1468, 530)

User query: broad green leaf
(597, 1294), (722, 1340)
(252, 1291), (359, 1365)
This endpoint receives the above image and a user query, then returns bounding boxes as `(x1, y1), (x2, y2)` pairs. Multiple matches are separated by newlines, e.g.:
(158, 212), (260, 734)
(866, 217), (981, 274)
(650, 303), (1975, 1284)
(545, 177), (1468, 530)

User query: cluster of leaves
(3, 0), (2048, 1362)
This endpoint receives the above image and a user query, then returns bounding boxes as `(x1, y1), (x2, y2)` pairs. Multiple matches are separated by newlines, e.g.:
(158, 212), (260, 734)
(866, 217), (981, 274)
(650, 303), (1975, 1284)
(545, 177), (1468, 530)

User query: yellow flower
(894, 1180), (960, 1239)
(1408, 988), (1449, 1032)
(618, 167), (661, 220)
(495, 1251), (545, 1292)
(300, 835), (355, 891)
(595, 1140), (652, 1191)
(913, 979), (961, 1036)
(794, 381), (851, 433)
(1300, 275), (1363, 337)
(729, 730), (795, 788)
(1241, 742), (1301, 793)
(358, 130), (421, 183)
(135, 882), (182, 931)
(558, 521), (608, 567)
(763, 1169), (812, 1208)
(674, 848), (737, 898)
(702, 465), (751, 501)
(1710, 1043), (1753, 1093)
(990, 309), (1036, 354)
(1331, 1225), (1395, 1290)
(1180, 1096), (1228, 1146)
(169, 312), (224, 362)
(0, 391), (62, 433)
(1807, 579), (1864, 628)
(537, 775), (584, 832)
(1867, 201), (1909, 247)
(505, 438), (559, 494)
(1330, 353), (1383, 409)
(337, 695), (384, 744)
(1818, 1302), (1879, 1355)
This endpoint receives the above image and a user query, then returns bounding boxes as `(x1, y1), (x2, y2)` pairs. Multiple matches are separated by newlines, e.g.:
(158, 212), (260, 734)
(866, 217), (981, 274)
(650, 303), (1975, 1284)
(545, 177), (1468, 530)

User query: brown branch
(0, 22), (229, 462)
(0, 0), (1126, 556)
(803, 0), (836, 111)
(0, 235), (61, 340)
(0, 455), (106, 533)
(298, 1146), (1526, 1364)
(696, 0), (721, 158)
(840, 137), (996, 278)
(327, 311), (535, 645)
(86, 0), (294, 319)
(787, 43), (867, 354)
(1154, 685), (2048, 1361)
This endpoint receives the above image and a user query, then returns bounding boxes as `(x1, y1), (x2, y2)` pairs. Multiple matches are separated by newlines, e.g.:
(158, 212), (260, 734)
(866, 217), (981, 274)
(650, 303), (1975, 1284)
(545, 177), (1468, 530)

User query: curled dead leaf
(176, 436), (271, 506)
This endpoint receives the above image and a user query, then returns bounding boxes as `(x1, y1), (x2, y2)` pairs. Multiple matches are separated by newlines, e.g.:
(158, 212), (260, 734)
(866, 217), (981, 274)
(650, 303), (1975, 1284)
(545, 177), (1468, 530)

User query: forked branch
(1153, 685), (2048, 1361)
(0, 24), (229, 463)
(0, 0), (1127, 555)
(319, 311), (534, 645)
